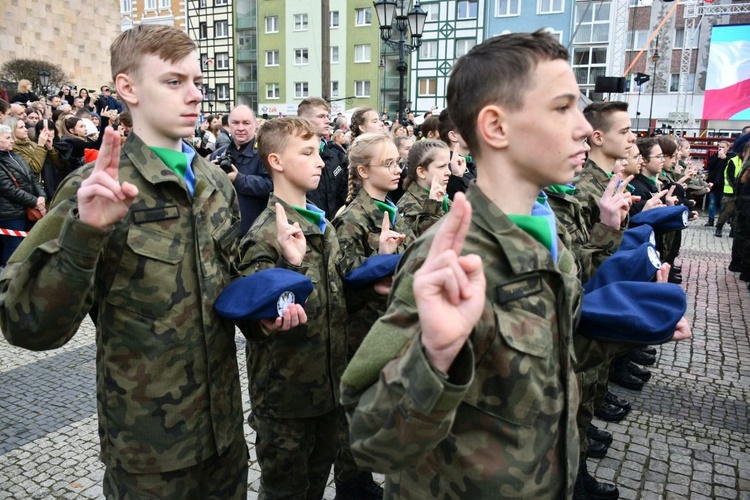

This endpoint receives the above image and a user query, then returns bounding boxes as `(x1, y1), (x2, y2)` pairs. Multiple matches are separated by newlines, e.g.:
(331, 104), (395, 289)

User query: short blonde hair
(257, 117), (318, 175)
(17, 80), (31, 93)
(110, 25), (196, 82)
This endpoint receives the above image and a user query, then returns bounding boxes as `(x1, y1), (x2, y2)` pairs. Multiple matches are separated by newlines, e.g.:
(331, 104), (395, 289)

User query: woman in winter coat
(0, 124), (46, 265)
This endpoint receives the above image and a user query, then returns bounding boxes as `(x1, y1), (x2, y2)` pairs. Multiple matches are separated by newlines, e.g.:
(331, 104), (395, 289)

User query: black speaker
(595, 76), (627, 93)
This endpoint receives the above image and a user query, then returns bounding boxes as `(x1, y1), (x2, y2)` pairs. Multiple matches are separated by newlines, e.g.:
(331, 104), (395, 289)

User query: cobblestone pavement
(1, 214), (748, 499)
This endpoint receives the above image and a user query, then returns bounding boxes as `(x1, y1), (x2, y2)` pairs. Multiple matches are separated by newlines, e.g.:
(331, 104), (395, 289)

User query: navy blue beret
(345, 254), (401, 288)
(215, 269), (314, 320)
(732, 132), (750, 155)
(619, 225), (656, 251)
(630, 205), (689, 232)
(579, 282), (687, 344)
(584, 242), (662, 293)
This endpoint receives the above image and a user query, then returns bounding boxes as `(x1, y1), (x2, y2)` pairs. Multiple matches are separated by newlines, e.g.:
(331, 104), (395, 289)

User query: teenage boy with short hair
(238, 117), (348, 499)
(340, 30), (595, 498)
(0, 25), (247, 497)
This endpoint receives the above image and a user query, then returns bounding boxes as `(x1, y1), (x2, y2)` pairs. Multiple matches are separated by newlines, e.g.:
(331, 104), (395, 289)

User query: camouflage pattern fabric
(0, 133), (245, 475)
(333, 189), (414, 354)
(341, 183), (581, 499)
(395, 182), (447, 238)
(238, 194), (348, 419)
(102, 433), (248, 499)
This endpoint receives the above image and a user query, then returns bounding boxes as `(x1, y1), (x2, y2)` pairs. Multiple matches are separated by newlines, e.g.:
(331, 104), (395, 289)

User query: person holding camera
(210, 105), (272, 236)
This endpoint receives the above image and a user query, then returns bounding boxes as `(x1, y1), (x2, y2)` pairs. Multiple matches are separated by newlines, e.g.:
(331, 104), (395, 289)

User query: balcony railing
(237, 48), (257, 61)
(236, 16), (256, 29)
(238, 81), (258, 93)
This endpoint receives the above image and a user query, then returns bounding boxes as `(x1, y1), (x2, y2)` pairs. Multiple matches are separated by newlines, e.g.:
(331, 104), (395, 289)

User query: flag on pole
(703, 24), (750, 120)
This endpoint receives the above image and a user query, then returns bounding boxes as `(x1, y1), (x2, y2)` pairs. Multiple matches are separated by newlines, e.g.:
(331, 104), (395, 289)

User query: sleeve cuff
(58, 210), (112, 268)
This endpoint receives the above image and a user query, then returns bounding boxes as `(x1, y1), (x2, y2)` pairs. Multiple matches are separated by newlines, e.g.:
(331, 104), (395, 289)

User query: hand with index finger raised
(275, 203), (306, 267)
(378, 212), (405, 255)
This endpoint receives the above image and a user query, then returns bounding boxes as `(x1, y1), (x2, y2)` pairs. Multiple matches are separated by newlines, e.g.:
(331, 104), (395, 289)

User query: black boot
(588, 438), (609, 458)
(335, 472), (383, 500)
(604, 391), (632, 413)
(609, 365), (645, 391)
(705, 218), (714, 226)
(588, 424), (613, 446)
(626, 361), (652, 382)
(715, 226), (723, 237)
(640, 345), (657, 356)
(594, 402), (627, 422)
(628, 349), (656, 366)
(577, 461), (619, 500)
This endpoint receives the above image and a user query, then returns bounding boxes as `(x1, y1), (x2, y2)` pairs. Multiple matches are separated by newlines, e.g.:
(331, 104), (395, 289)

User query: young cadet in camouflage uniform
(236, 117), (347, 499)
(340, 31), (594, 499)
(0, 25), (248, 498)
(332, 132), (414, 498)
(396, 139), (451, 238)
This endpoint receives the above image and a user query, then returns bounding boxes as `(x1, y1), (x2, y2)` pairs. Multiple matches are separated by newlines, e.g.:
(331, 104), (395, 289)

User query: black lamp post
(207, 88), (215, 113)
(634, 72), (650, 134)
(647, 35), (660, 135)
(38, 69), (50, 97)
(373, 0), (427, 125)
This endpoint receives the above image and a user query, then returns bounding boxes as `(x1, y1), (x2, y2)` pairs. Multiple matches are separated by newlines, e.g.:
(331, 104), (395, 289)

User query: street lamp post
(207, 88), (215, 114)
(634, 72), (650, 135)
(38, 69), (50, 98)
(647, 35), (660, 135)
(373, 0), (426, 125)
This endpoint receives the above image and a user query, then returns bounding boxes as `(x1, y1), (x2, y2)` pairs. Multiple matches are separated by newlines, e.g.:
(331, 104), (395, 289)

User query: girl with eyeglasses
(330, 131), (415, 499)
(628, 138), (676, 217)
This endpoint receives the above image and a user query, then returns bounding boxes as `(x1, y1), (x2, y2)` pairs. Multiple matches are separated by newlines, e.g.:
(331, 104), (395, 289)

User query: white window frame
(331, 46), (340, 64)
(216, 53), (229, 70)
(670, 73), (696, 93)
(495, 0), (520, 17)
(455, 39), (476, 58)
(294, 13), (309, 31)
(422, 3), (439, 21)
(265, 16), (278, 33)
(120, 0), (132, 13)
(294, 82), (309, 99)
(266, 83), (280, 99)
(331, 81), (340, 98)
(572, 47), (608, 87)
(418, 77), (437, 96)
(145, 0), (156, 10)
(217, 84), (229, 101)
(294, 48), (309, 65)
(354, 80), (371, 98)
(215, 20), (229, 38)
(158, 0), (169, 8)
(215, 0), (228, 5)
(574, 2), (611, 44)
(674, 27), (698, 49)
(265, 50), (280, 67)
(457, 1), (478, 19)
(199, 0), (206, 7)
(356, 8), (372, 26)
(419, 40), (438, 59)
(354, 44), (371, 63)
(537, 0), (563, 14)
(627, 30), (649, 50)
(330, 10), (340, 28)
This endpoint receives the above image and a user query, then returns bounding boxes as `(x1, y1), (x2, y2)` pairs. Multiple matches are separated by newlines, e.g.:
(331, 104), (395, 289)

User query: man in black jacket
(705, 141), (729, 226)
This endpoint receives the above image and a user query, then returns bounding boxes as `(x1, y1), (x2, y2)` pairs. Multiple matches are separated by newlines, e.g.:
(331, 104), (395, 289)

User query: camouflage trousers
(717, 195), (736, 228)
(250, 409), (340, 500)
(102, 433), (248, 499)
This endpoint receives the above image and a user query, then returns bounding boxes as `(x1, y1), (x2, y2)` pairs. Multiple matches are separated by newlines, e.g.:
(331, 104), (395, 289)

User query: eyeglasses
(647, 154), (665, 160)
(633, 154), (643, 161)
(370, 159), (402, 174)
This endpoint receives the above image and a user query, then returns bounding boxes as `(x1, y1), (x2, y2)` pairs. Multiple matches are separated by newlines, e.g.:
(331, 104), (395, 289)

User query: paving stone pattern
(1, 214), (749, 499)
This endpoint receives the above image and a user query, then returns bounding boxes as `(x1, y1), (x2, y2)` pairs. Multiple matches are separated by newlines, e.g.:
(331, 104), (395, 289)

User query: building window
(120, 0), (132, 13)
(217, 84), (229, 101)
(294, 49), (309, 65)
(199, 22), (207, 39)
(572, 47), (608, 86)
(419, 41), (438, 59)
(295, 82), (309, 99)
(418, 78), (437, 96)
(215, 0), (228, 5)
(356, 8), (372, 26)
(545, 29), (563, 43)
(266, 83), (280, 99)
(423, 3), (439, 21)
(330, 10), (340, 28)
(145, 0), (156, 10)
(331, 81), (339, 98)
(674, 28), (698, 49)
(627, 30), (648, 49)
(158, 0), (169, 8)
(670, 73), (696, 93)
(215, 21), (229, 38)
(538, 0), (563, 14)
(457, 1), (478, 19)
(200, 54), (208, 70)
(495, 0), (520, 17)
(265, 16), (278, 33)
(199, 0), (206, 7)
(573, 2), (610, 44)
(216, 53), (229, 70)
(355, 80), (371, 97)
(265, 50), (280, 66)
(331, 46), (340, 64)
(354, 44), (371, 63)
(455, 39), (476, 58)
(294, 14), (308, 31)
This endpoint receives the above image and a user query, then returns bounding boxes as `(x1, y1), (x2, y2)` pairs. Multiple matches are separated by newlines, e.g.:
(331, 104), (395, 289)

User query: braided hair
(350, 107), (377, 140)
(404, 139), (449, 190)
(345, 132), (392, 205)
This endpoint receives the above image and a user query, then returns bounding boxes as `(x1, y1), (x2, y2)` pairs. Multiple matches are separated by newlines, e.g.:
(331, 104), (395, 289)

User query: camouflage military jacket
(573, 158), (613, 232)
(0, 133), (244, 474)
(238, 194), (347, 418)
(396, 181), (447, 238)
(333, 189), (415, 352)
(341, 183), (581, 499)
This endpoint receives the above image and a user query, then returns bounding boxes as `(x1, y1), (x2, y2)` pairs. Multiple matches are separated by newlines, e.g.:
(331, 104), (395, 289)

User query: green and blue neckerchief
(606, 172), (636, 193)
(546, 183), (576, 196)
(150, 142), (197, 196)
(373, 198), (399, 226)
(507, 191), (558, 262)
(422, 187), (451, 213)
(292, 203), (327, 233)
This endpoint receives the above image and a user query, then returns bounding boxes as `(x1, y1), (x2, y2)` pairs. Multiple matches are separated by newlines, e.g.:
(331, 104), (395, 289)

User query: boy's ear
(115, 74), (138, 107)
(266, 153), (284, 173)
(476, 104), (508, 150)
(591, 129), (605, 147)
